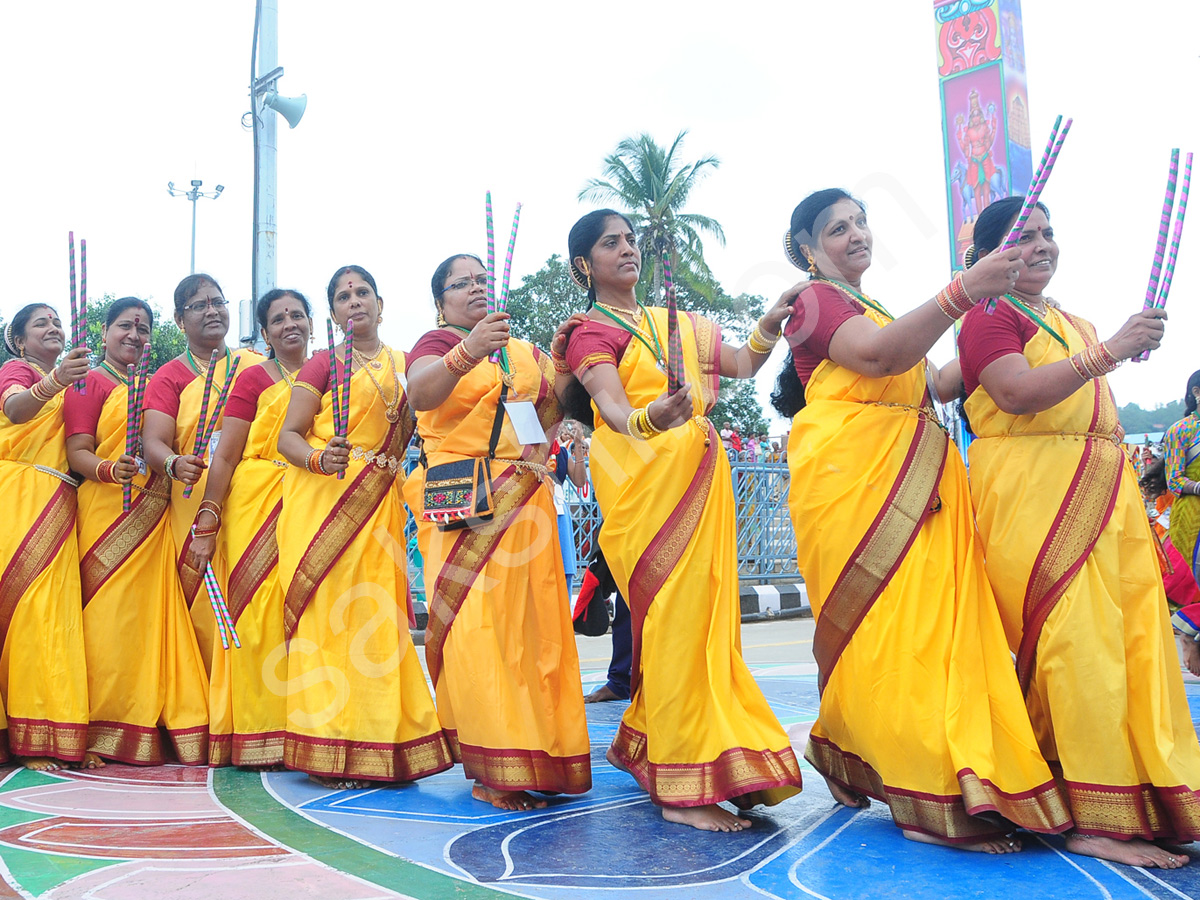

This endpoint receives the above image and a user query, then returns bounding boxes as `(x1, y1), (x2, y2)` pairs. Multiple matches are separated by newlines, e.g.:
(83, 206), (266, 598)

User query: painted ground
(2, 665), (1198, 900)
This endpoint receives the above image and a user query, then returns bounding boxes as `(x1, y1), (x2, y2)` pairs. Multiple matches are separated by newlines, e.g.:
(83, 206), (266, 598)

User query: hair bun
(783, 231), (805, 270)
(962, 244), (978, 269)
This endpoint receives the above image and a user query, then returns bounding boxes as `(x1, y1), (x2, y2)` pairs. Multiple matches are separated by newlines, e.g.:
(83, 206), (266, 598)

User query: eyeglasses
(441, 275), (489, 294)
(182, 298), (229, 315)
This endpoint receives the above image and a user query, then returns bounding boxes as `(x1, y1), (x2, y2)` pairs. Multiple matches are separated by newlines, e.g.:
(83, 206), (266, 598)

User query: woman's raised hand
(961, 247), (1024, 302)
(550, 313), (590, 357)
(1106, 307), (1167, 360)
(647, 383), (694, 431)
(762, 285), (801, 333)
(55, 346), (91, 385)
(463, 312), (511, 359)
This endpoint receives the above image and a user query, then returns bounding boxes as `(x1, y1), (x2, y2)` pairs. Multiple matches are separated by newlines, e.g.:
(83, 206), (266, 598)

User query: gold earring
(436, 310), (447, 327)
(377, 314), (383, 325)
(586, 272), (592, 289)
(806, 253), (818, 275)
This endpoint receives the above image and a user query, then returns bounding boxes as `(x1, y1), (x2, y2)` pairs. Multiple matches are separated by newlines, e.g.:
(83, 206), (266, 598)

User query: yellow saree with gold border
(208, 373), (290, 767)
(965, 306), (1200, 840)
(788, 304), (1070, 842)
(76, 374), (209, 765)
(588, 309), (802, 809)
(405, 336), (591, 795)
(277, 350), (452, 782)
(165, 349), (263, 675)
(0, 365), (89, 763)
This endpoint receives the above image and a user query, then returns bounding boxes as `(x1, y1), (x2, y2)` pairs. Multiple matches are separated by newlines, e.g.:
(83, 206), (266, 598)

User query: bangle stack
(748, 320), (781, 355)
(163, 454), (182, 481)
(626, 406), (664, 441)
(306, 448), (332, 476)
(444, 342), (483, 378)
(30, 371), (67, 403)
(95, 459), (118, 484)
(192, 500), (222, 537)
(934, 272), (975, 320)
(1067, 342), (1121, 381)
(551, 350), (571, 376)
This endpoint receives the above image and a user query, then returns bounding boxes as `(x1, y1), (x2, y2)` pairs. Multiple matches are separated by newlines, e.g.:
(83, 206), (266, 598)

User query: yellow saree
(586, 309), (802, 808)
(405, 336), (591, 795)
(788, 302), (1070, 842)
(0, 361), (89, 762)
(208, 371), (291, 767)
(965, 307), (1200, 840)
(277, 349), (452, 782)
(75, 372), (209, 765)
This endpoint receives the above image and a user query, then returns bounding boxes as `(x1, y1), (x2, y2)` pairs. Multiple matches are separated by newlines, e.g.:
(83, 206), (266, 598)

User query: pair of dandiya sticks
(984, 117), (1193, 365)
(122, 342), (152, 513)
(325, 320), (352, 481)
(189, 348), (243, 650)
(483, 191), (685, 393)
(67, 232), (88, 394)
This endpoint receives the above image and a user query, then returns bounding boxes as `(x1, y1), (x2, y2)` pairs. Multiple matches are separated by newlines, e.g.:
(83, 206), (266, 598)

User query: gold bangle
(626, 408), (646, 441)
(640, 407), (663, 435)
(748, 323), (779, 355)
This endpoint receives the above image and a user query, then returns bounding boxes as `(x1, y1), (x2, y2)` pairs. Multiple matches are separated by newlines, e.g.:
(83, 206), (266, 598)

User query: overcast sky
(3, 1), (1198, 426)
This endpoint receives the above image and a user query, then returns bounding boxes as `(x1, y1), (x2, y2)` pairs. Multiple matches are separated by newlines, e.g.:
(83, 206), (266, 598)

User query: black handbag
(421, 383), (507, 531)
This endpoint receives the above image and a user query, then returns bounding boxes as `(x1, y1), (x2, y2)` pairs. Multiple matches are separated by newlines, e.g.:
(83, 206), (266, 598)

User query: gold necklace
(360, 345), (402, 422)
(352, 344), (386, 371)
(25, 359), (48, 377)
(594, 300), (639, 324)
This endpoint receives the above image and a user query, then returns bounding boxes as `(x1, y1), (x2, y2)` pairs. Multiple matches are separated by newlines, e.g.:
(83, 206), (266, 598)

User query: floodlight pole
(167, 179), (224, 274)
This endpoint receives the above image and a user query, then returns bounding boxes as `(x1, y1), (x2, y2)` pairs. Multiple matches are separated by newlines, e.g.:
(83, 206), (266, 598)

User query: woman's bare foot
(903, 830), (1021, 854)
(605, 746), (633, 776)
(584, 685), (623, 703)
(1178, 633), (1200, 677)
(71, 752), (106, 770)
(822, 773), (869, 809)
(19, 757), (62, 772)
(662, 804), (752, 832)
(1066, 833), (1189, 868)
(308, 775), (373, 790)
(471, 782), (547, 811)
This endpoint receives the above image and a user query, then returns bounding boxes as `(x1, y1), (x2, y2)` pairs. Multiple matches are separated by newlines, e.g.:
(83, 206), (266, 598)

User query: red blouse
(957, 300), (1039, 396)
(782, 282), (864, 385)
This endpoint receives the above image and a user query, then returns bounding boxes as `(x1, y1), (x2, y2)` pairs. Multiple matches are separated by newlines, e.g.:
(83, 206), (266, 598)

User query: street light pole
(167, 179), (224, 274)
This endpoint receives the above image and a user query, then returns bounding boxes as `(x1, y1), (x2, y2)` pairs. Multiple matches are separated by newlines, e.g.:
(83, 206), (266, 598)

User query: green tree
(579, 130), (725, 302)
(1118, 400), (1184, 434)
(504, 254), (584, 350)
(711, 378), (768, 433)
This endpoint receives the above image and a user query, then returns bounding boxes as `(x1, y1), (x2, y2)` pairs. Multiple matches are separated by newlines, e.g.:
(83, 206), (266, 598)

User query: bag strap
(488, 382), (509, 461)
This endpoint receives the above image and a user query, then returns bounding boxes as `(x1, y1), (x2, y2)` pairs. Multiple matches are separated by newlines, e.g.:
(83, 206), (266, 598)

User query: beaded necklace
(1002, 293), (1069, 350)
(273, 357), (297, 389)
(99, 360), (129, 385)
(592, 301), (666, 369)
(818, 278), (894, 320)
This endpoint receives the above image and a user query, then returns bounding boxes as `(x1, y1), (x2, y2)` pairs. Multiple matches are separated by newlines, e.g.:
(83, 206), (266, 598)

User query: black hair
(1185, 369), (1200, 417)
(772, 189), (865, 418)
(970, 196), (1049, 260)
(1139, 456), (1167, 497)
(106, 297), (154, 329)
(173, 273), (223, 316)
(567, 209), (635, 308)
(4, 303), (58, 356)
(326, 265), (379, 311)
(430, 254), (484, 302)
(256, 289), (312, 359)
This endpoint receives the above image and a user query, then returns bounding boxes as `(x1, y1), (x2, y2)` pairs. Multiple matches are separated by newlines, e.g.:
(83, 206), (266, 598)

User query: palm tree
(579, 130), (725, 303)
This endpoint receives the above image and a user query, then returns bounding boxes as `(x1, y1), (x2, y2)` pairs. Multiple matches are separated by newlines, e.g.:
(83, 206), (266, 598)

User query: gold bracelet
(640, 407), (663, 435)
(626, 408), (645, 441)
(551, 350), (571, 375)
(748, 322), (780, 355)
(163, 454), (181, 481)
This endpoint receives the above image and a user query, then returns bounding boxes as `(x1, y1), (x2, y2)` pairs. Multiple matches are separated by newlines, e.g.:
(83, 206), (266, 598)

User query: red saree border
(283, 729), (453, 782)
(283, 407), (412, 638)
(209, 730), (286, 768)
(0, 480), (76, 647)
(7, 717), (87, 762)
(80, 475), (170, 605)
(227, 500), (281, 624)
(87, 720), (209, 766)
(1062, 777), (1200, 841)
(609, 722), (801, 809)
(625, 424), (718, 694)
(424, 468), (543, 684)
(442, 727), (591, 794)
(805, 734), (1072, 839)
(812, 414), (947, 693)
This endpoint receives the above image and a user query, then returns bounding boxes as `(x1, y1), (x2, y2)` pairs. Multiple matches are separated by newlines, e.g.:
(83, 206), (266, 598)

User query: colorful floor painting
(2, 666), (1199, 900)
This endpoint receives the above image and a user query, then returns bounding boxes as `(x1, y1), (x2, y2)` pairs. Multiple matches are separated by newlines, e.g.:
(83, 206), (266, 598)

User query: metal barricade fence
(405, 449), (800, 613)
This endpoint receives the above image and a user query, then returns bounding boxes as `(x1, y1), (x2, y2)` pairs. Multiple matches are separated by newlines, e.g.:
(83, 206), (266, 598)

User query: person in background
(550, 419), (588, 598)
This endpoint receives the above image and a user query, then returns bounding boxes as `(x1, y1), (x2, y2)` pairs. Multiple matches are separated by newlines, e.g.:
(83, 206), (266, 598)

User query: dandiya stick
(184, 354), (239, 498)
(77, 238), (88, 394)
(190, 349), (219, 463)
(326, 320), (342, 444)
(498, 203), (522, 311)
(1001, 118), (1072, 251)
(485, 191), (496, 316)
(1140, 151), (1192, 361)
(1142, 149), (1180, 310)
(124, 361), (136, 513)
(662, 249), (683, 395)
(337, 331), (352, 480)
(203, 561), (241, 650)
(68, 232), (78, 349)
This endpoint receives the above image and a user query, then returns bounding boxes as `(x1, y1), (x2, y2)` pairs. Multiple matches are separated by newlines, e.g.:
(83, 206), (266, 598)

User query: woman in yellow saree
(777, 189), (1071, 852)
(0, 304), (92, 770)
(276, 265), (452, 789)
(64, 298), (209, 765)
(564, 210), (803, 833)
(404, 253), (591, 812)
(188, 289), (312, 767)
(960, 196), (1200, 869)
(143, 274), (263, 676)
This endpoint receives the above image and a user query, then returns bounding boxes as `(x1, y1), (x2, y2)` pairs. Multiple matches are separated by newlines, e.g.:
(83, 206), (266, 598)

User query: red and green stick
(184, 353), (239, 498)
(337, 331), (352, 480)
(485, 191), (496, 316)
(123, 342), (153, 512)
(202, 561), (240, 650)
(662, 248), (684, 395)
(76, 238), (88, 393)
